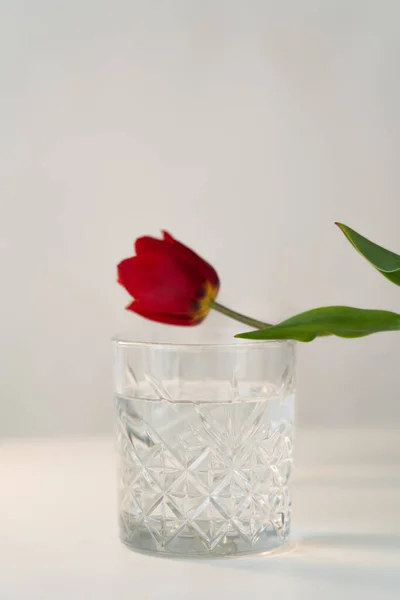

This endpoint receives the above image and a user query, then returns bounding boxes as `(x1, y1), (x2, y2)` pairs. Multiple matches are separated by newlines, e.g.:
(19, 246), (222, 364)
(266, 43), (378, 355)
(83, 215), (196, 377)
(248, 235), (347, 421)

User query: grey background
(1, 1), (400, 436)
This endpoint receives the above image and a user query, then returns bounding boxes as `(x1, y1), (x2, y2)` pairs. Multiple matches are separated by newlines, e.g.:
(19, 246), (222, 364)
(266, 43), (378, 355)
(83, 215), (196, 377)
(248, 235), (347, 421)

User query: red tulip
(117, 231), (220, 325)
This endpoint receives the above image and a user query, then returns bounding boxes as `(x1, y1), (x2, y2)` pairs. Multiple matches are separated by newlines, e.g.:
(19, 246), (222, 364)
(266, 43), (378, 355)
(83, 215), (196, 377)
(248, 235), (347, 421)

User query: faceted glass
(113, 338), (296, 558)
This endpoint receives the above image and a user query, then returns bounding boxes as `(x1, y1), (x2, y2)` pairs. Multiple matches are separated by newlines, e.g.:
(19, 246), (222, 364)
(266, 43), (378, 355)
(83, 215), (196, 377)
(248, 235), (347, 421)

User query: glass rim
(112, 334), (296, 350)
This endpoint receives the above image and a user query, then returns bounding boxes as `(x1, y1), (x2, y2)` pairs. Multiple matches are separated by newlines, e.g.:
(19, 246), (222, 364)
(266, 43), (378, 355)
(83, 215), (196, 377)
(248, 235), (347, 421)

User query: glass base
(120, 515), (289, 557)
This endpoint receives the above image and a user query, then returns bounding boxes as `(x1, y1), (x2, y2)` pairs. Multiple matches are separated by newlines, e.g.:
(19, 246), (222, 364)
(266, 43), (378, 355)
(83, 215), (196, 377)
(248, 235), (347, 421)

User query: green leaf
(336, 223), (400, 286)
(235, 306), (400, 342)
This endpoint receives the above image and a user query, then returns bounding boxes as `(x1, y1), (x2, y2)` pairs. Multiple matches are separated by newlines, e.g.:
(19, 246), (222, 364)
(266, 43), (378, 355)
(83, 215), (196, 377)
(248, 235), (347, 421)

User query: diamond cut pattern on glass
(117, 391), (293, 555)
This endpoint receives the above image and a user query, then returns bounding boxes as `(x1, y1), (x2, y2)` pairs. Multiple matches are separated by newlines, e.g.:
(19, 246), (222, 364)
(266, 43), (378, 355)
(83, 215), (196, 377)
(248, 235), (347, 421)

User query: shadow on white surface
(199, 532), (400, 597)
(296, 532), (400, 552)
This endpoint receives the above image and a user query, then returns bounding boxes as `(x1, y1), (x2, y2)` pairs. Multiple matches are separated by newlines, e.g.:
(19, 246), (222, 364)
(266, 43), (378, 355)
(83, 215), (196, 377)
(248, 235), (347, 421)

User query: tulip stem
(211, 301), (270, 330)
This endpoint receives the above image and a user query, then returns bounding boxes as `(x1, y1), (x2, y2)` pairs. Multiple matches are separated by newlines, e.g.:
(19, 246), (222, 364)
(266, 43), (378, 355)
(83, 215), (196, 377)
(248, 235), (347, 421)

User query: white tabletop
(1, 430), (399, 600)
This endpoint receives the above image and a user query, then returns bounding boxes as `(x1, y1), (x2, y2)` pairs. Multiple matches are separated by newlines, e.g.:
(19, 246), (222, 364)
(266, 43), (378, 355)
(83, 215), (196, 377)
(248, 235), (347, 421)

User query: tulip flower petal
(127, 301), (203, 325)
(162, 231), (219, 288)
(118, 254), (198, 313)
